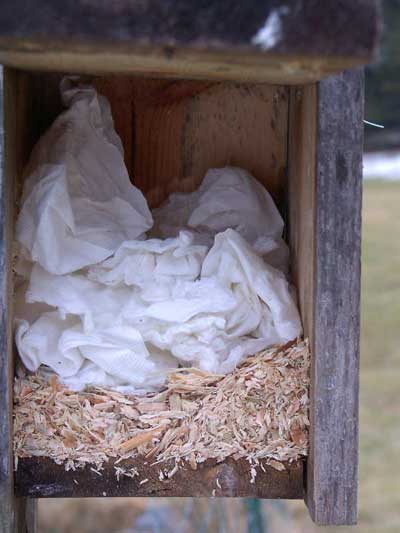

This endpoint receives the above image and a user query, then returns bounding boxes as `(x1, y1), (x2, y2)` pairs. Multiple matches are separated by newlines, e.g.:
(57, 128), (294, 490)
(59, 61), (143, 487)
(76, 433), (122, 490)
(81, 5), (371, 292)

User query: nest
(14, 339), (309, 478)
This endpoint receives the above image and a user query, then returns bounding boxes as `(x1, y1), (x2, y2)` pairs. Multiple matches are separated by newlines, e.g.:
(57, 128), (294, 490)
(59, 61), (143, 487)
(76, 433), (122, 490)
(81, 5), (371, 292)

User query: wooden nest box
(0, 0), (381, 530)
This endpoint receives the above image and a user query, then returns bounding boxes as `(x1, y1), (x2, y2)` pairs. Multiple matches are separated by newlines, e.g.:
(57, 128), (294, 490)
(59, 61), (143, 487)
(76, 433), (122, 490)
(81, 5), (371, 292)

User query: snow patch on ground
(364, 151), (400, 180)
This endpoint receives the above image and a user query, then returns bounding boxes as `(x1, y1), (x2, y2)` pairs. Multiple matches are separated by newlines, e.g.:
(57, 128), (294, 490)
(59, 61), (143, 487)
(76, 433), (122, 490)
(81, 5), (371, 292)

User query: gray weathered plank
(0, 62), (16, 533)
(0, 0), (380, 56)
(0, 1), (381, 83)
(0, 67), (37, 533)
(306, 69), (364, 525)
(0, 0), (378, 58)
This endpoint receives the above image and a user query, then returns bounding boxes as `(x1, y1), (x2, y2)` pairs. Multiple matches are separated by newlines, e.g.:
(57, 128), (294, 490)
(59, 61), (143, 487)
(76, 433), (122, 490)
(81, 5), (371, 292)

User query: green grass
(357, 181), (400, 531)
(361, 181), (400, 370)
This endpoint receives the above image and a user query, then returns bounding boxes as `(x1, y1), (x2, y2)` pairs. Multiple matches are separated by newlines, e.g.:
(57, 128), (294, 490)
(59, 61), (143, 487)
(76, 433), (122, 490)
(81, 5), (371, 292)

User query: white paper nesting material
(16, 77), (152, 275)
(15, 78), (302, 393)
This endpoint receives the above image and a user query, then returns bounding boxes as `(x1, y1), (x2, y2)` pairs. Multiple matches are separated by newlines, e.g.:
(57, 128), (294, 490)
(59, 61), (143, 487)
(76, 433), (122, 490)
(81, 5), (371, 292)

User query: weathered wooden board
(0, 66), (16, 532)
(305, 69), (364, 525)
(15, 457), (304, 499)
(0, 68), (37, 532)
(288, 83), (317, 340)
(0, 1), (381, 83)
(125, 79), (287, 207)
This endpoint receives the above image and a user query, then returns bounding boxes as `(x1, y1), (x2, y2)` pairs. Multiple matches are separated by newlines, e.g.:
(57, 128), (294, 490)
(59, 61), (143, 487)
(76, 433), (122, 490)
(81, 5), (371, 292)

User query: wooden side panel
(307, 70), (364, 525)
(288, 84), (317, 340)
(0, 68), (37, 532)
(0, 66), (19, 533)
(287, 82), (317, 520)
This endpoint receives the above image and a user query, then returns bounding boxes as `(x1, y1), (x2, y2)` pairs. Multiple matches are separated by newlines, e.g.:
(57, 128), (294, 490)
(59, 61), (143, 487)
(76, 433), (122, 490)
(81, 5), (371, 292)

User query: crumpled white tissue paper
(152, 166), (290, 273)
(16, 77), (152, 275)
(14, 78), (302, 393)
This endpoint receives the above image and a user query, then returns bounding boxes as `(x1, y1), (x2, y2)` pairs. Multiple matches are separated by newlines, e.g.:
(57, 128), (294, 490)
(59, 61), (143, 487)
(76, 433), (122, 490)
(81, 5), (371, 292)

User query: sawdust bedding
(13, 339), (309, 481)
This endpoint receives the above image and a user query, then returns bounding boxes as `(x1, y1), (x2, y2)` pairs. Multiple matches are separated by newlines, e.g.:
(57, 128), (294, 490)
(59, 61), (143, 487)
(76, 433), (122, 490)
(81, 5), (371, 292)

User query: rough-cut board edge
(0, 67), (38, 533)
(306, 69), (363, 526)
(0, 67), (12, 533)
(0, 0), (381, 57)
(287, 83), (316, 341)
(0, 46), (372, 86)
(15, 457), (304, 499)
(0, 67), (17, 533)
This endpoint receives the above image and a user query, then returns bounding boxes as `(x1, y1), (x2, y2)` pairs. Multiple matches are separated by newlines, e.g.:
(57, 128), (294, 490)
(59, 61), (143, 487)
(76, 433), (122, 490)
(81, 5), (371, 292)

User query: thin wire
(363, 120), (384, 128)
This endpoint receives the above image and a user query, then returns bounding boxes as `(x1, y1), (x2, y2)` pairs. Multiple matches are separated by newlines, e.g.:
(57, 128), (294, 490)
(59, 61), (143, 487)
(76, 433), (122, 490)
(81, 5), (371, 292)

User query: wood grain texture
(0, 68), (37, 533)
(182, 83), (288, 205)
(0, 0), (380, 56)
(288, 84), (317, 340)
(14, 500), (37, 533)
(0, 48), (376, 86)
(94, 78), (289, 208)
(0, 66), (17, 533)
(15, 457), (304, 499)
(0, 0), (381, 84)
(305, 69), (364, 525)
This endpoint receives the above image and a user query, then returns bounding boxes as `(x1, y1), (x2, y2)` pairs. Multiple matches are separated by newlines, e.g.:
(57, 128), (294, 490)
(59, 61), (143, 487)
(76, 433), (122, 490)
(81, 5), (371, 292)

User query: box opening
(5, 68), (316, 498)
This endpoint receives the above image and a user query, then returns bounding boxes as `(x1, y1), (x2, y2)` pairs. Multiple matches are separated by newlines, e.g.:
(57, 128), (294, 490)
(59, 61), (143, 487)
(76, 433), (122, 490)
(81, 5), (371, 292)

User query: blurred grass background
(38, 180), (400, 532)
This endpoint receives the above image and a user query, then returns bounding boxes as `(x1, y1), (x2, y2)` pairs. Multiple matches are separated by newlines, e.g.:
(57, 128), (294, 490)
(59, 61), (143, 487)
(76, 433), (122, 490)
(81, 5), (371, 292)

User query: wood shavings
(117, 425), (167, 453)
(167, 463), (179, 479)
(114, 466), (139, 481)
(13, 340), (309, 477)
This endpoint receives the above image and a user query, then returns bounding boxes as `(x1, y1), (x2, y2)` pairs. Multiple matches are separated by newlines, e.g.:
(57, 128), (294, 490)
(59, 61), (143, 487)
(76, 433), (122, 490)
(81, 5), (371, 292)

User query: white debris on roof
(252, 7), (290, 50)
